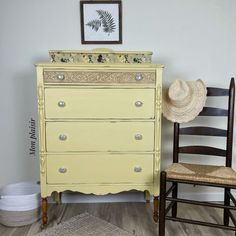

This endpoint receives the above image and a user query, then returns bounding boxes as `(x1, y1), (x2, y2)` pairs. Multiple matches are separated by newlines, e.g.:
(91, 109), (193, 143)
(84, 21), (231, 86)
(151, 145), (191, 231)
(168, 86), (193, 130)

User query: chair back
(173, 78), (235, 167)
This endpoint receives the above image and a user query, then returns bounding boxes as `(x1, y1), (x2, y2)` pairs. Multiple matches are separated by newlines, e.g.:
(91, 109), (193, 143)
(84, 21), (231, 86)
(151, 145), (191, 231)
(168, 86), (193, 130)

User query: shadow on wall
(161, 117), (173, 170)
(11, 66), (39, 183)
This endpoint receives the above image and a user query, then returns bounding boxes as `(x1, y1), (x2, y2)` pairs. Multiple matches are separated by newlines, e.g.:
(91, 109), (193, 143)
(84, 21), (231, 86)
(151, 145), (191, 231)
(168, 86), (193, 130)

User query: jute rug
(36, 212), (134, 236)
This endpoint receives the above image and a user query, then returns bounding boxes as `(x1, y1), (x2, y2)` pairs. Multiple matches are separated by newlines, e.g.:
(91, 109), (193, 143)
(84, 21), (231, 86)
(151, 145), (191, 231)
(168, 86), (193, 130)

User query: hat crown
(162, 79), (207, 123)
(168, 80), (192, 107)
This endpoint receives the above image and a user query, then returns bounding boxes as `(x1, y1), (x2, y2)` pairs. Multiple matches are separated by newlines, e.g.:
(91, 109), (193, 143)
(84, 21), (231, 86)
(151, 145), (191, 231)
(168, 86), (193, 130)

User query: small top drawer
(43, 70), (156, 84)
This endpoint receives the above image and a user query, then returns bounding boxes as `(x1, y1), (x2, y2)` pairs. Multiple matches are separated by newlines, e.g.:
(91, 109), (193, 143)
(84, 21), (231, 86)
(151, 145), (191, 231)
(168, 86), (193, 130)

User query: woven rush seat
(166, 163), (236, 186)
(159, 78), (236, 236)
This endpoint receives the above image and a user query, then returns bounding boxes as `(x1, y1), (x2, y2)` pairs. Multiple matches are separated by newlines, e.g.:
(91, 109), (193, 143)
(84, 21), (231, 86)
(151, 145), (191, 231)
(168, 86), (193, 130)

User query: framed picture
(80, 0), (122, 44)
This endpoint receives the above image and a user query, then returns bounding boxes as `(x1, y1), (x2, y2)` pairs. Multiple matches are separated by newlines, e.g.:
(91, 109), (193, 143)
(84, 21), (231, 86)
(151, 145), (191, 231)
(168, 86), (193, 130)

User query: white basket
(0, 182), (41, 227)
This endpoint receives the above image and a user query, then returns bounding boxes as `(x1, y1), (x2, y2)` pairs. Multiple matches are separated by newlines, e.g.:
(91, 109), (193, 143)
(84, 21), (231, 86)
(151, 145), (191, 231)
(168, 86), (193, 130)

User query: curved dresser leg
(54, 192), (62, 205)
(144, 190), (151, 203)
(42, 198), (48, 227)
(58, 192), (62, 205)
(153, 196), (159, 222)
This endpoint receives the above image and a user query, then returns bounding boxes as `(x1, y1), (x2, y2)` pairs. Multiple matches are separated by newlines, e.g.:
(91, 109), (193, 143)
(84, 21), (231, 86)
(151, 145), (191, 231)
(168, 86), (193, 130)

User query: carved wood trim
(46, 185), (154, 196)
(38, 86), (45, 152)
(40, 152), (46, 174)
(43, 71), (155, 84)
(38, 85), (46, 175)
(157, 84), (162, 110)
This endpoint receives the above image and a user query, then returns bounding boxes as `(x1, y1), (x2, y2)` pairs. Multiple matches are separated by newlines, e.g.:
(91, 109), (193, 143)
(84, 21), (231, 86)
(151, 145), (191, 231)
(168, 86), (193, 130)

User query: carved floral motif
(40, 153), (46, 174)
(44, 71), (155, 84)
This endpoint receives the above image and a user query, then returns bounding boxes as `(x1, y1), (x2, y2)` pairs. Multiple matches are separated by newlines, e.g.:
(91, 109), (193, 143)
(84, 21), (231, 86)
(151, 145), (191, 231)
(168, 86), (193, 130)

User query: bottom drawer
(47, 154), (153, 184)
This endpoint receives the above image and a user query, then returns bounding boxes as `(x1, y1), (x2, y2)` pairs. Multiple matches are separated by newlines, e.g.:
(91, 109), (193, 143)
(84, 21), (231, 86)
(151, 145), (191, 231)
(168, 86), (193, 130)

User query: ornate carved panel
(43, 71), (156, 84)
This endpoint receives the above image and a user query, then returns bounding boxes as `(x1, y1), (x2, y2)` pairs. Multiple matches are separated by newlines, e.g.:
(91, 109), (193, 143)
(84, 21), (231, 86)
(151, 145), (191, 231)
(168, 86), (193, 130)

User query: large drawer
(46, 121), (154, 152)
(46, 154), (154, 184)
(43, 70), (156, 84)
(45, 88), (155, 119)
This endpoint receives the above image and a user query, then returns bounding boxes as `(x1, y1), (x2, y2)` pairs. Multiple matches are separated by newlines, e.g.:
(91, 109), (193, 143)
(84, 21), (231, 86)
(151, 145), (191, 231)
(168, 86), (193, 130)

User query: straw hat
(162, 79), (207, 123)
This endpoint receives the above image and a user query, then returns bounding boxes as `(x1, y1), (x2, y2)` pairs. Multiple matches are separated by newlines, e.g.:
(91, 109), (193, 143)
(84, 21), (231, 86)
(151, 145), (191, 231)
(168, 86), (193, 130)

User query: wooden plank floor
(0, 202), (234, 236)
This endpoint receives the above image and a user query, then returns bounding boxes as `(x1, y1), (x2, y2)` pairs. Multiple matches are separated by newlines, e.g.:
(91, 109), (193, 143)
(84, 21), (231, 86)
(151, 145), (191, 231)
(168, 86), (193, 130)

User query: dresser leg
(58, 192), (62, 205)
(42, 198), (48, 227)
(153, 196), (159, 223)
(144, 190), (151, 203)
(53, 192), (62, 205)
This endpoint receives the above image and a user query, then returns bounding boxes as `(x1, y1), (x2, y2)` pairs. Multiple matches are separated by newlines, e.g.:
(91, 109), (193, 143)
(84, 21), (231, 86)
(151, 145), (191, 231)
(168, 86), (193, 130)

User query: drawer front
(43, 70), (156, 84)
(47, 154), (154, 184)
(46, 122), (154, 152)
(45, 88), (155, 119)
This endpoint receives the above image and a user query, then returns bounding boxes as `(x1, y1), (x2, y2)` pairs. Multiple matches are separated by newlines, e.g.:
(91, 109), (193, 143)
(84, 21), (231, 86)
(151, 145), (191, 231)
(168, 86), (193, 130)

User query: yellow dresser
(36, 62), (163, 225)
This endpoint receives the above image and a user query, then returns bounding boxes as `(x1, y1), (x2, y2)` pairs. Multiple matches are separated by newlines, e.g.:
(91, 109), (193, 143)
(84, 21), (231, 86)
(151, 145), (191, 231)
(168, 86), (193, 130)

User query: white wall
(0, 0), (236, 201)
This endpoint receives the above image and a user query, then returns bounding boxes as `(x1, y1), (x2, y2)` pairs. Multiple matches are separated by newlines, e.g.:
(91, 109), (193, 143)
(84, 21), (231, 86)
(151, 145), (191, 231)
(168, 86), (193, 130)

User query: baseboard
(179, 192), (224, 201)
(180, 190), (236, 201)
(57, 190), (236, 203)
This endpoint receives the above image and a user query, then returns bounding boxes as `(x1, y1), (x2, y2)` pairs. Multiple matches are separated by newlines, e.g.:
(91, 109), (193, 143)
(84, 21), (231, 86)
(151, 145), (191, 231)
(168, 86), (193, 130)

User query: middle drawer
(46, 121), (154, 152)
(45, 88), (155, 119)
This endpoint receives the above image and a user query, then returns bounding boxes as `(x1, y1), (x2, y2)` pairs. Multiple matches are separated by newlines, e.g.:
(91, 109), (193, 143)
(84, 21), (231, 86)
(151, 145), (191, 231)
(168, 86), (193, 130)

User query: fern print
(96, 10), (116, 34)
(86, 19), (101, 32)
(85, 9), (116, 35)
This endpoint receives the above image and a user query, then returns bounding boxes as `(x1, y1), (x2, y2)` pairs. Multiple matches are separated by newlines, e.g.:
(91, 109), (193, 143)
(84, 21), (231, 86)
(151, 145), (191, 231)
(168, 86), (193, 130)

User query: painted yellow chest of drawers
(36, 63), (163, 225)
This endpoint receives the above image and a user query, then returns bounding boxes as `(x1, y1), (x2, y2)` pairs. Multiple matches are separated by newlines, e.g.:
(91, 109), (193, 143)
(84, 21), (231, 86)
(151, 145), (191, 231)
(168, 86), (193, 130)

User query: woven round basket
(0, 182), (41, 227)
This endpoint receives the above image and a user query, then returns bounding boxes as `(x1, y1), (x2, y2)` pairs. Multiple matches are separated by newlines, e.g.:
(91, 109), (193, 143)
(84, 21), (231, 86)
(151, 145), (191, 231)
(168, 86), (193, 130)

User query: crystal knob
(134, 166), (142, 173)
(135, 74), (143, 81)
(58, 167), (67, 173)
(135, 134), (143, 140)
(135, 101), (143, 107)
(59, 134), (67, 141)
(58, 101), (66, 107)
(57, 74), (65, 80)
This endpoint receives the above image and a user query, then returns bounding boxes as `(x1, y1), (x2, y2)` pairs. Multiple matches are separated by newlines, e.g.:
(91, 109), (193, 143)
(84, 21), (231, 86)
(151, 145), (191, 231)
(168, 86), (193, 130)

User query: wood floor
(0, 202), (235, 236)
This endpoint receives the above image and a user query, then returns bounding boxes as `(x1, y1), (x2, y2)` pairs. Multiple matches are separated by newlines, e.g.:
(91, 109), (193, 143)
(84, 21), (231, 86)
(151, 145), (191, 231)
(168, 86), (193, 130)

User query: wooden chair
(159, 78), (236, 235)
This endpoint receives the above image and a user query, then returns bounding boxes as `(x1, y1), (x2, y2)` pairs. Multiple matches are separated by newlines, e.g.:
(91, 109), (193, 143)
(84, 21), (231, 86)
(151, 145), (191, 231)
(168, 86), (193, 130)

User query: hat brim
(162, 79), (207, 123)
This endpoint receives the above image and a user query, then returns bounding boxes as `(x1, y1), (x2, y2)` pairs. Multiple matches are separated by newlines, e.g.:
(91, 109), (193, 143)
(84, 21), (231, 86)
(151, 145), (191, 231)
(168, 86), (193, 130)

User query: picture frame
(80, 0), (122, 44)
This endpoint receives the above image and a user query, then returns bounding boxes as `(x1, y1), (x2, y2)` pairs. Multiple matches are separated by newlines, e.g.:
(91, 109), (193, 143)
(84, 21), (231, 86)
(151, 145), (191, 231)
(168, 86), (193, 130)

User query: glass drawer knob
(58, 167), (67, 173)
(58, 101), (66, 107)
(134, 166), (142, 172)
(57, 74), (65, 80)
(135, 74), (143, 81)
(135, 134), (143, 140)
(135, 101), (143, 107)
(59, 134), (67, 141)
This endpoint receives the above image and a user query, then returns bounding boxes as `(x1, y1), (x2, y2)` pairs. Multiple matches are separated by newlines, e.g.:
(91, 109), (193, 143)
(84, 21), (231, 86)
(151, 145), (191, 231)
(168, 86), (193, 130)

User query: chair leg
(159, 171), (167, 236)
(224, 187), (230, 226)
(172, 182), (178, 218)
(153, 196), (159, 222)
